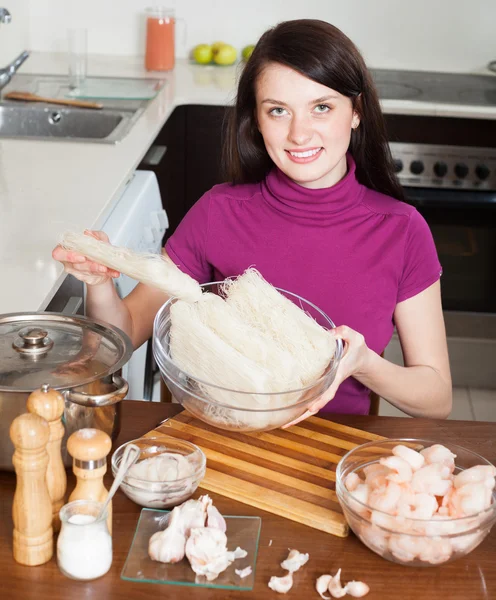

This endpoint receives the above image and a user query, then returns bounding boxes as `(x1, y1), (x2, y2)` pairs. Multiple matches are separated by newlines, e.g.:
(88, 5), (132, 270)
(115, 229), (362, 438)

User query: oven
(384, 114), (496, 387)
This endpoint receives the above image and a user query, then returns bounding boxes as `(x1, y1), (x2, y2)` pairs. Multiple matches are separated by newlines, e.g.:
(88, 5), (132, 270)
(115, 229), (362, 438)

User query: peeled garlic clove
(328, 568), (347, 599)
(280, 548), (309, 573)
(344, 580), (370, 597)
(316, 574), (332, 599)
(148, 528), (187, 563)
(268, 572), (293, 594)
(207, 503), (227, 532)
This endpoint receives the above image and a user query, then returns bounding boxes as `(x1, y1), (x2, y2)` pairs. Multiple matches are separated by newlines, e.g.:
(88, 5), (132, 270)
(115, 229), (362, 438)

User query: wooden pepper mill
(67, 428), (112, 533)
(27, 384), (67, 533)
(10, 413), (53, 566)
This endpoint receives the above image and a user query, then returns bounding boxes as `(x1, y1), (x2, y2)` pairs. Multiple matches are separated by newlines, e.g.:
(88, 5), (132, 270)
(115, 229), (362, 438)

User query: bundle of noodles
(169, 300), (289, 410)
(221, 269), (335, 385)
(60, 231), (202, 303)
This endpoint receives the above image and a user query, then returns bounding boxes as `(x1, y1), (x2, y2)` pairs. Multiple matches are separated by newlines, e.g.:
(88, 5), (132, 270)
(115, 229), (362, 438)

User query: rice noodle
(60, 231), (202, 303)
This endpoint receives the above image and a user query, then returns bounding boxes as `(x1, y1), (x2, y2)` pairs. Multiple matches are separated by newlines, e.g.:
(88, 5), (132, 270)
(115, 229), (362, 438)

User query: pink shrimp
(396, 492), (438, 519)
(358, 523), (390, 555)
(449, 482), (493, 517)
(418, 537), (453, 564)
(420, 444), (456, 472)
(453, 465), (496, 489)
(392, 445), (425, 471)
(379, 456), (413, 484)
(363, 464), (391, 490)
(368, 482), (402, 513)
(388, 533), (429, 563)
(345, 472), (362, 492)
(411, 463), (452, 496)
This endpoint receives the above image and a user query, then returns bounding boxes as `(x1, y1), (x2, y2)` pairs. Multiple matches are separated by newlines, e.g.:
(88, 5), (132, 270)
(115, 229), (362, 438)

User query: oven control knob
(475, 164), (490, 180)
(410, 160), (424, 175)
(454, 163), (469, 179)
(393, 159), (403, 173)
(433, 161), (448, 177)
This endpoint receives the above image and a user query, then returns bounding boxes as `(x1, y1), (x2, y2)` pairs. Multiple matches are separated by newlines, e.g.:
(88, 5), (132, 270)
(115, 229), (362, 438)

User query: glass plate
(66, 77), (166, 100)
(121, 508), (261, 590)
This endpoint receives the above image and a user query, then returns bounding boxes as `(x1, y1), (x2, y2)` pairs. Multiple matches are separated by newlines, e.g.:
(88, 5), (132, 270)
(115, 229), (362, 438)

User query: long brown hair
(223, 19), (404, 201)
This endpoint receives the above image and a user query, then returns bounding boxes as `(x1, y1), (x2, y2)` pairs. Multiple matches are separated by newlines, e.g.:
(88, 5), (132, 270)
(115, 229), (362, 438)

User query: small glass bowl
(112, 436), (206, 508)
(336, 439), (496, 567)
(153, 282), (343, 432)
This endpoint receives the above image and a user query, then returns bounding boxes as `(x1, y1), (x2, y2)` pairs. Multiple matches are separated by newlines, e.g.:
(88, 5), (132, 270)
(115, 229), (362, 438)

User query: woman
(53, 19), (452, 420)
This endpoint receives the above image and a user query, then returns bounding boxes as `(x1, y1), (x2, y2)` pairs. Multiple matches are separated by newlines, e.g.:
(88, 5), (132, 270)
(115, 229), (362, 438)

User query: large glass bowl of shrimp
(336, 439), (496, 566)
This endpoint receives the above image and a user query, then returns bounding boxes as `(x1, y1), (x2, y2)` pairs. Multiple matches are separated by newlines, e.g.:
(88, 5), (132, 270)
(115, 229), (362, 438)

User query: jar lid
(0, 312), (133, 392)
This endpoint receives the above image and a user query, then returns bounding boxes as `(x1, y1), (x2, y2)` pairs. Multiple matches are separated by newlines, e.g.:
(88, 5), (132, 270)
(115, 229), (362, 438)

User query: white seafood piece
(370, 510), (407, 532)
(268, 572), (293, 594)
(344, 580), (370, 597)
(359, 523), (390, 555)
(344, 472), (362, 492)
(453, 465), (496, 489)
(399, 492), (438, 520)
(148, 527), (187, 563)
(420, 444), (456, 472)
(392, 445), (425, 471)
(418, 536), (453, 564)
(450, 482), (493, 517)
(185, 527), (246, 581)
(388, 533), (427, 563)
(368, 481), (402, 513)
(411, 463), (452, 496)
(206, 503), (227, 532)
(316, 574), (332, 599)
(235, 566), (253, 578)
(280, 548), (309, 572)
(380, 456), (413, 484)
(421, 515), (457, 536)
(363, 464), (391, 490)
(450, 530), (486, 554)
(328, 569), (346, 598)
(349, 483), (371, 517)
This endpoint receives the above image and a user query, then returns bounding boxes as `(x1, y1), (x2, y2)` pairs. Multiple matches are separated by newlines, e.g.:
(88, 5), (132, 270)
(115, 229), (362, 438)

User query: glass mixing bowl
(336, 439), (496, 566)
(112, 436), (206, 508)
(153, 282), (343, 432)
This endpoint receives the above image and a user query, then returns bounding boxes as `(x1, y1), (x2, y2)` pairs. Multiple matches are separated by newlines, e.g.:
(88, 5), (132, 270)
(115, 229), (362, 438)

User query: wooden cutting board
(146, 412), (386, 538)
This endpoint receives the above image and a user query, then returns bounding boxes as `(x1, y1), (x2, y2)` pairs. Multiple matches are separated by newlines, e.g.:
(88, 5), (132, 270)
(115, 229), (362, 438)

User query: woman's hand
(282, 325), (372, 428)
(52, 230), (120, 286)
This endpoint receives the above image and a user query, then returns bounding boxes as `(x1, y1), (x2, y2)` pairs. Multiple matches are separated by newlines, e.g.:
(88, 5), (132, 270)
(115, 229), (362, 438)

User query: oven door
(403, 187), (496, 313)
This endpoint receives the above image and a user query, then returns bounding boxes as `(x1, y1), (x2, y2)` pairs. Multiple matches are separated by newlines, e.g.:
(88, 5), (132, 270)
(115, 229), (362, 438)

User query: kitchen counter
(1, 53), (496, 316)
(1, 401), (495, 600)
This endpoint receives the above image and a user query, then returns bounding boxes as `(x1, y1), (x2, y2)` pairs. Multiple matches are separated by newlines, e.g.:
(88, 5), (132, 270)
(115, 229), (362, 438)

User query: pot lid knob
(67, 428), (112, 465)
(13, 327), (54, 355)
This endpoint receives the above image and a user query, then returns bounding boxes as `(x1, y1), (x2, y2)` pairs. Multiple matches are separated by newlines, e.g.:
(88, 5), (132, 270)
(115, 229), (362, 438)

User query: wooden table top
(1, 400), (495, 600)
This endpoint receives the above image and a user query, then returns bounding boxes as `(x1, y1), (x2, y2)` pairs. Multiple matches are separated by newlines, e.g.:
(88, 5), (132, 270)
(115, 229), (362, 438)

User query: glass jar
(57, 500), (112, 580)
(145, 7), (176, 71)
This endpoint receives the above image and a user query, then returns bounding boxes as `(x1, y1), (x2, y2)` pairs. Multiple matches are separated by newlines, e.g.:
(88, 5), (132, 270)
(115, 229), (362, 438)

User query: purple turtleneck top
(165, 156), (442, 415)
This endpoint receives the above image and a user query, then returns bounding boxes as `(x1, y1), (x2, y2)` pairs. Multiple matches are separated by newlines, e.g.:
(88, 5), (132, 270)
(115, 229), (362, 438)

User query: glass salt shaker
(57, 499), (112, 580)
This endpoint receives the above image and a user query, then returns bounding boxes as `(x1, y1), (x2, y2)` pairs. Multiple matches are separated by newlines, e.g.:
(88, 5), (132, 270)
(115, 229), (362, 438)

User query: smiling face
(255, 63), (359, 189)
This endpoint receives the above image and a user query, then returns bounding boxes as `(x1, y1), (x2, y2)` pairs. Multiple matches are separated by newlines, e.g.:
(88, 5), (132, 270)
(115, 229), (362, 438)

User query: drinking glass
(68, 28), (88, 90)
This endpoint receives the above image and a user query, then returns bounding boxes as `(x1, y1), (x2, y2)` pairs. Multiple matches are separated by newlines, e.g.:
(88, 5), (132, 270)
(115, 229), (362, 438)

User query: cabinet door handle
(141, 144), (167, 166)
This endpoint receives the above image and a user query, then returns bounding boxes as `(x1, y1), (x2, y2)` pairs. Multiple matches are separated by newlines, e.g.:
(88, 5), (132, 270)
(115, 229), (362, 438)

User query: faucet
(0, 50), (30, 91)
(0, 8), (11, 23)
(0, 9), (29, 91)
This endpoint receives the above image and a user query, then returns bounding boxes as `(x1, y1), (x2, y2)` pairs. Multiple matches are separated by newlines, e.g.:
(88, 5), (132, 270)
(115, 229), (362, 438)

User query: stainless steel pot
(0, 312), (133, 470)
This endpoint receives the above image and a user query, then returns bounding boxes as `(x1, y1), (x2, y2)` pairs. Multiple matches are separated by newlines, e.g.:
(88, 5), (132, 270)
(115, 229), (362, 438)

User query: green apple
(211, 41), (226, 56)
(242, 44), (255, 61)
(192, 43), (213, 65)
(213, 44), (237, 66)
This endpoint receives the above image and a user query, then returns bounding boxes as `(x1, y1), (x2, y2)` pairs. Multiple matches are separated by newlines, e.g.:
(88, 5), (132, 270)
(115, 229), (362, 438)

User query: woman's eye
(314, 104), (331, 113)
(269, 107), (287, 116)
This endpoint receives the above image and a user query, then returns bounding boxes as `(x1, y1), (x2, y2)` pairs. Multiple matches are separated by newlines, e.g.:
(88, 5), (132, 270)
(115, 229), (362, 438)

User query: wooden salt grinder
(67, 428), (113, 533)
(10, 413), (53, 566)
(27, 384), (67, 533)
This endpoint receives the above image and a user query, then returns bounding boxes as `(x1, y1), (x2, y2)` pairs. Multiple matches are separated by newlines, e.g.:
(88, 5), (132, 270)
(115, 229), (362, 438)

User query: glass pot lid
(0, 312), (133, 392)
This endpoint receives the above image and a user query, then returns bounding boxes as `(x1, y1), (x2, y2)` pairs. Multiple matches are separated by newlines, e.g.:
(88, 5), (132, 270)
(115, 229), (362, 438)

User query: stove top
(371, 69), (496, 107)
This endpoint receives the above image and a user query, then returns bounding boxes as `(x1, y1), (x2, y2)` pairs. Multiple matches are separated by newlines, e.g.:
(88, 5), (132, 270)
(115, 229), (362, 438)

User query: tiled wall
(4, 0), (496, 73)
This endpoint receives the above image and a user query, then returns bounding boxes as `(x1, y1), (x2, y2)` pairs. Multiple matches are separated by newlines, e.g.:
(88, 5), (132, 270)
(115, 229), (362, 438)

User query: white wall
(0, 0), (30, 61)
(4, 0), (496, 73)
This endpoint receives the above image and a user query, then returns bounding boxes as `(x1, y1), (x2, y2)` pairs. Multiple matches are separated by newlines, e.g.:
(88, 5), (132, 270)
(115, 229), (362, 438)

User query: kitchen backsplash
(1, 0), (495, 73)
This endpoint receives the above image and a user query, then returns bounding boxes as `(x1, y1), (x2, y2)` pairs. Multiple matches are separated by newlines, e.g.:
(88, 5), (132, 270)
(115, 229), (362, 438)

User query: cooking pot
(0, 312), (133, 470)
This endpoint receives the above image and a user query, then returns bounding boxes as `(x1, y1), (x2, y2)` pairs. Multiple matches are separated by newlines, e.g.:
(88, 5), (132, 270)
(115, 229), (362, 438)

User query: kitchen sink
(0, 103), (144, 143)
